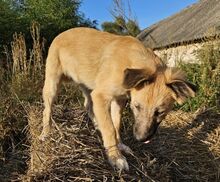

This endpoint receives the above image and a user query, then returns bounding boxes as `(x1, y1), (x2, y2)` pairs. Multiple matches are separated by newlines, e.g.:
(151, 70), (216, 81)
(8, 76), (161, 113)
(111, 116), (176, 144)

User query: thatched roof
(137, 0), (220, 49)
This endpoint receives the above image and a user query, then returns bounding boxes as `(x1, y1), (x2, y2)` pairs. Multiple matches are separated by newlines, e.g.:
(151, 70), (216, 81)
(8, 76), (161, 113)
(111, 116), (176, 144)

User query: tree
(101, 0), (140, 36)
(0, 0), (24, 49)
(21, 0), (97, 43)
(102, 16), (140, 36)
(0, 0), (97, 50)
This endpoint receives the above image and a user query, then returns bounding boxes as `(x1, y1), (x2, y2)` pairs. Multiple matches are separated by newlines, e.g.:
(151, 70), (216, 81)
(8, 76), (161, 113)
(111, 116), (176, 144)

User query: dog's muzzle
(133, 122), (159, 143)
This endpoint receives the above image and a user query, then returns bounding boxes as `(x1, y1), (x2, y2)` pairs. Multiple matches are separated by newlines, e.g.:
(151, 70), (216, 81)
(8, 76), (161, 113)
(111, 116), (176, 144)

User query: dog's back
(46, 27), (159, 89)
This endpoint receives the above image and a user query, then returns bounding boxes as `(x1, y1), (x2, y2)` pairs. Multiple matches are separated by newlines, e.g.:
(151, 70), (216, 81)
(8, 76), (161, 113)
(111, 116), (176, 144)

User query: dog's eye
(154, 109), (165, 117)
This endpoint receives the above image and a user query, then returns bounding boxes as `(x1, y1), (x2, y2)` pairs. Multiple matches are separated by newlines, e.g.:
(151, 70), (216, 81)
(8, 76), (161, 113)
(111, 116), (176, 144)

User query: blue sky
(80, 0), (198, 30)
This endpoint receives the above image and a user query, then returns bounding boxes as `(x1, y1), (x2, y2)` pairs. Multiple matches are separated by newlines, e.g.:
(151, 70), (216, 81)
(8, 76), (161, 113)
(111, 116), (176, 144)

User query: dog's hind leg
(39, 55), (63, 141)
(111, 99), (133, 154)
(79, 85), (98, 129)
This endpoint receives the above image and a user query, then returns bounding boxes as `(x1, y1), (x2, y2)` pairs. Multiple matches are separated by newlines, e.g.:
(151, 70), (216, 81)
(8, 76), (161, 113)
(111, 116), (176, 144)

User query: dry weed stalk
(111, 0), (133, 22)
(30, 22), (44, 75)
(11, 33), (28, 77)
(11, 22), (44, 80)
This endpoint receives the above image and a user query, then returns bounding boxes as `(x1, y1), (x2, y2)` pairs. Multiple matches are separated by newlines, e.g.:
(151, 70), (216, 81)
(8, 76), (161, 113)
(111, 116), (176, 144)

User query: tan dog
(39, 28), (196, 171)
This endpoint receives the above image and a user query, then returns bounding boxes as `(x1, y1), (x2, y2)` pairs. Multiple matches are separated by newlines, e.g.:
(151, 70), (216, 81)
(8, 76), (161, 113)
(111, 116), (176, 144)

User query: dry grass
(11, 22), (44, 78)
(20, 103), (220, 182)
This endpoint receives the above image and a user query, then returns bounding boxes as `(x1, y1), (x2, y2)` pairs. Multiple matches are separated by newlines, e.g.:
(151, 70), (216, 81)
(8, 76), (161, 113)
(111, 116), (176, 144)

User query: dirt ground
(1, 103), (219, 181)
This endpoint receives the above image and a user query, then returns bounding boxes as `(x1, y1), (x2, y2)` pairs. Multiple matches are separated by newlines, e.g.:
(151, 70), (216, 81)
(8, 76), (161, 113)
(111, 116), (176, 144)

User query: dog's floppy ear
(167, 80), (197, 104)
(123, 68), (153, 89)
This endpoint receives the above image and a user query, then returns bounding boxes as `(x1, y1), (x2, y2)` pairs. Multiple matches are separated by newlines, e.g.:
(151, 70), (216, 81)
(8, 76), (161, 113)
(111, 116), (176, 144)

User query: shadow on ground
(129, 109), (220, 181)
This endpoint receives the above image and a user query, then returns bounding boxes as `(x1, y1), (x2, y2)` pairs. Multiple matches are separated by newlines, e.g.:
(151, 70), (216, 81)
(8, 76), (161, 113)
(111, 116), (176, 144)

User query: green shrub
(178, 41), (220, 111)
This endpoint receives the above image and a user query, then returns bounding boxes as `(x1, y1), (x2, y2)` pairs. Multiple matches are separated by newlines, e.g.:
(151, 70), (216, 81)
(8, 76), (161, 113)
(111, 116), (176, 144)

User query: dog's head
(123, 67), (197, 143)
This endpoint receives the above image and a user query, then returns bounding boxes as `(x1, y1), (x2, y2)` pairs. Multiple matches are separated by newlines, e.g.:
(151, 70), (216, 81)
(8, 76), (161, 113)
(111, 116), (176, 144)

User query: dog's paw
(118, 143), (133, 155)
(108, 153), (129, 171)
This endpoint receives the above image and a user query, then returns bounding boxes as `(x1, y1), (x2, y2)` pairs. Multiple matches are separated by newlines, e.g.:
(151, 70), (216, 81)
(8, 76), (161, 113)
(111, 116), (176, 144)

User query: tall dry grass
(9, 22), (45, 102)
(0, 23), (83, 181)
(0, 22), (46, 181)
(11, 23), (43, 76)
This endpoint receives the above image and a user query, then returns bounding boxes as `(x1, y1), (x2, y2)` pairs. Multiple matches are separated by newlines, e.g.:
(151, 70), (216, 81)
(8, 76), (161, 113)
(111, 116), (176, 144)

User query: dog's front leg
(91, 91), (129, 171)
(111, 99), (132, 154)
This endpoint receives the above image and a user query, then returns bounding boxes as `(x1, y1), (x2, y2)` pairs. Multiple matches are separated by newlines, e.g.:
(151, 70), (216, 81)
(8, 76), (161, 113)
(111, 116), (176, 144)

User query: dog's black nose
(135, 133), (154, 142)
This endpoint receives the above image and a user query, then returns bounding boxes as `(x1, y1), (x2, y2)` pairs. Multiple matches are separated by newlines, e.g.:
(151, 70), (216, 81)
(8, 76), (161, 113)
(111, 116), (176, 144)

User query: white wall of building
(154, 43), (202, 67)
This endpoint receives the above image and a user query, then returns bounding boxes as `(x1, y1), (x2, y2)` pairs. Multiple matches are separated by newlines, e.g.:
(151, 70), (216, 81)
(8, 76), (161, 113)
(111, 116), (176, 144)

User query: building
(137, 0), (220, 66)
